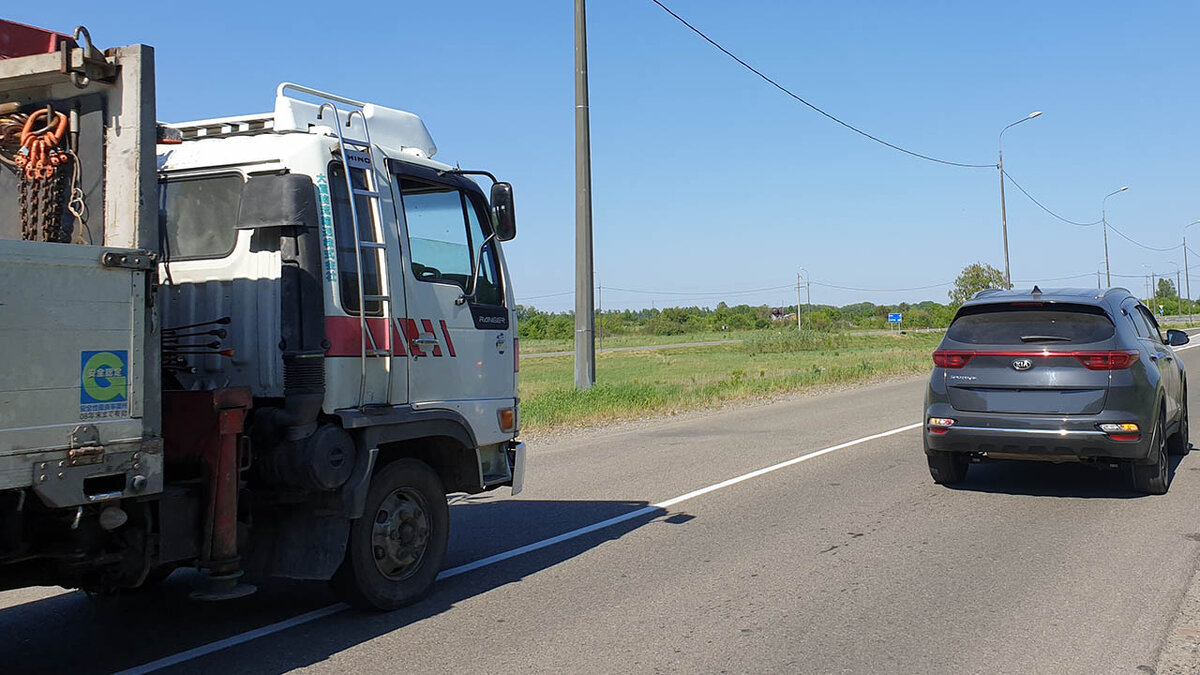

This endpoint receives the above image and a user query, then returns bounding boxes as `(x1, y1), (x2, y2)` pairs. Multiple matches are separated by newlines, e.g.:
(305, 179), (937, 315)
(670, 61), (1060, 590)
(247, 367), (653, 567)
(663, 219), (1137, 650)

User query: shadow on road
(945, 454), (1188, 499)
(0, 498), (668, 675)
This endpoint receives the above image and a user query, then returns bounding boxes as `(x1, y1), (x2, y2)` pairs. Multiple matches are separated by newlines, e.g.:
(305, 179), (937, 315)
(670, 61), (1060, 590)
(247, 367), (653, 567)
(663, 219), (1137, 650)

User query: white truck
(0, 20), (523, 610)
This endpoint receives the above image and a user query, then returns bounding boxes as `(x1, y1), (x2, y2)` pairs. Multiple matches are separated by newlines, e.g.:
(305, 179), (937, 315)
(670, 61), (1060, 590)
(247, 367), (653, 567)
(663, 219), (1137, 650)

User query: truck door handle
(413, 335), (439, 346)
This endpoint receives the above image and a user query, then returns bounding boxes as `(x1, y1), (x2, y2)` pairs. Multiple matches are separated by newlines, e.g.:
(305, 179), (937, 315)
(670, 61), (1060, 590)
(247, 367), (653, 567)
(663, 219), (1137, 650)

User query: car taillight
(927, 417), (955, 435)
(1099, 422), (1140, 441)
(1074, 350), (1139, 370)
(933, 350), (973, 368)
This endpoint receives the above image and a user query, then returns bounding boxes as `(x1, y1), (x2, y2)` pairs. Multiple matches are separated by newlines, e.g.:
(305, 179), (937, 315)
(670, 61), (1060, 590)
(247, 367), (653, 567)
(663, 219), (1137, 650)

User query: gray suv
(924, 287), (1189, 494)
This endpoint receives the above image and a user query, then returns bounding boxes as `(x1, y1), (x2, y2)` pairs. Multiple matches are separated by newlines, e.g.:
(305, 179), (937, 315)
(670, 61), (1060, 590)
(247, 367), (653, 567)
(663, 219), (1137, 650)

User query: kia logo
(1012, 358), (1034, 371)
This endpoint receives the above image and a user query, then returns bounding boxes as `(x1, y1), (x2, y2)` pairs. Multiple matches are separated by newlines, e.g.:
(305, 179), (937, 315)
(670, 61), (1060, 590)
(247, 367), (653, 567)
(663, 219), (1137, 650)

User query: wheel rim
(370, 487), (431, 581)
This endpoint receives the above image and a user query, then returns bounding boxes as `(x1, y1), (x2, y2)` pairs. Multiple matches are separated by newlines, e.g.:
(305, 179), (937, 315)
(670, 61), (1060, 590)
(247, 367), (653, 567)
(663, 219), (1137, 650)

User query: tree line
(516, 300), (956, 340)
(516, 262), (1194, 341)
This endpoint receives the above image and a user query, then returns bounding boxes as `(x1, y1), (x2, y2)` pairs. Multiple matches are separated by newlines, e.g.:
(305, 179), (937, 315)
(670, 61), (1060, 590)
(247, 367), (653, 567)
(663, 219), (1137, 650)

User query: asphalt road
(5, 344), (1200, 673)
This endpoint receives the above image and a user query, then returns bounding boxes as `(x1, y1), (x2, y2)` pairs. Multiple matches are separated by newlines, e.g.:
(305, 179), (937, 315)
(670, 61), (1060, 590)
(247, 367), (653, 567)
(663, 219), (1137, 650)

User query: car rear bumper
(923, 406), (1154, 462)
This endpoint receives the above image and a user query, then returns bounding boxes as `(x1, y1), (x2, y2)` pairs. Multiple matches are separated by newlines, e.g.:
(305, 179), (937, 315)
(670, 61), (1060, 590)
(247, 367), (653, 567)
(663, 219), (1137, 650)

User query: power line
(1000, 170), (1100, 227)
(648, 0), (994, 169)
(1002, 168), (1183, 252)
(517, 291), (575, 301)
(603, 283), (796, 297)
(1012, 272), (1096, 283)
(1106, 222), (1182, 252)
(810, 280), (952, 293)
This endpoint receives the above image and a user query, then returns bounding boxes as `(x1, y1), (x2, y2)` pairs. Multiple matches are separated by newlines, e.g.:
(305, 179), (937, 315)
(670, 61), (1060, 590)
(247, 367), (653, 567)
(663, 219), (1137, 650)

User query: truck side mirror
(490, 182), (516, 241)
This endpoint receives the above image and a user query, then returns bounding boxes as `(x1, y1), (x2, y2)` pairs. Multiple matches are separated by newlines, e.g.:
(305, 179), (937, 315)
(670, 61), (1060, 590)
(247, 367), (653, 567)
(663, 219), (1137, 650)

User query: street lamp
(998, 111), (1043, 287)
(1183, 220), (1200, 321)
(1102, 186), (1129, 286)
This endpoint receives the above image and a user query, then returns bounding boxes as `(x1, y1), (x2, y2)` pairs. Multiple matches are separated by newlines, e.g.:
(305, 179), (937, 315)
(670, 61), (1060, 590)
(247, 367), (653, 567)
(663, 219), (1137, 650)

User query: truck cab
(1, 25), (522, 610)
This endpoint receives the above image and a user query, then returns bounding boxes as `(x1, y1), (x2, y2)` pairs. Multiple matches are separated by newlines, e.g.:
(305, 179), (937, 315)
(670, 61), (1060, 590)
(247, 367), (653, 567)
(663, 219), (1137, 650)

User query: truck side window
(159, 174), (242, 260)
(464, 194), (503, 306)
(329, 164), (382, 315)
(400, 178), (503, 306)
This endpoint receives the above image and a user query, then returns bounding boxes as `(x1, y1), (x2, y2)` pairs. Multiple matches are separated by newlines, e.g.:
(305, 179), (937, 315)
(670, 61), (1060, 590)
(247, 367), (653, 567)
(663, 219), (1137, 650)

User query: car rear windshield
(946, 303), (1115, 345)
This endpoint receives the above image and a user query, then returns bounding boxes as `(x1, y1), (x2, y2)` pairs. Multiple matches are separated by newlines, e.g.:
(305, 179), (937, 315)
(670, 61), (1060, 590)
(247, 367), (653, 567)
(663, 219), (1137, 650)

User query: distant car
(924, 287), (1189, 494)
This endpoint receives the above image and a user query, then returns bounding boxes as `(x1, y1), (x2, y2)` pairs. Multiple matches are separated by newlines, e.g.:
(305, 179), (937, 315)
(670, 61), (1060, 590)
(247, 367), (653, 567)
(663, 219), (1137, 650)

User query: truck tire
(926, 450), (968, 485)
(1133, 414), (1170, 495)
(334, 459), (449, 611)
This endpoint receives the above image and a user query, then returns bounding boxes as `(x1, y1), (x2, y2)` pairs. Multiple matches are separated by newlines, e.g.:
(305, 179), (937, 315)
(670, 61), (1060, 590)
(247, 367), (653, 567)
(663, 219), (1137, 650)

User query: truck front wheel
(334, 459), (449, 610)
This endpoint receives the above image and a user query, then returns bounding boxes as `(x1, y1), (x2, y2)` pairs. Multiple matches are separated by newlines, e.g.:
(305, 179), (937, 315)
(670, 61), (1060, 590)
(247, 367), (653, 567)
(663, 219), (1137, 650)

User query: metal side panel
(0, 239), (150, 454)
(157, 274), (283, 396)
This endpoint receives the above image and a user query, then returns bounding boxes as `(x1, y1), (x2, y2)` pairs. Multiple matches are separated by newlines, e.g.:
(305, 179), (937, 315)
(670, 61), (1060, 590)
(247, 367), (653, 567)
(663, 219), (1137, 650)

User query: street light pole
(1102, 186), (1129, 287)
(998, 111), (1042, 288)
(574, 0), (595, 390)
(1184, 220), (1200, 322)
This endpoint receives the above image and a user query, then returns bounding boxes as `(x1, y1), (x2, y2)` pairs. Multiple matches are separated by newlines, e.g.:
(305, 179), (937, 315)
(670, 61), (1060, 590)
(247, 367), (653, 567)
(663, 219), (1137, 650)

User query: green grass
(519, 330), (763, 355)
(519, 332), (941, 431)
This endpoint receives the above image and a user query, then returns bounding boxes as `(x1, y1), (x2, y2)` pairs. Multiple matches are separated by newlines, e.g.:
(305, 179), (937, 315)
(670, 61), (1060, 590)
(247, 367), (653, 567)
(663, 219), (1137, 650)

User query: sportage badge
(1012, 358), (1034, 371)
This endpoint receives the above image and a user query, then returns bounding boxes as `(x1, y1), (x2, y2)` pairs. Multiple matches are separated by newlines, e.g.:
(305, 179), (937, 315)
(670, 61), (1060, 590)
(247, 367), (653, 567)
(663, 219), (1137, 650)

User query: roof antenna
(1031, 285), (1042, 296)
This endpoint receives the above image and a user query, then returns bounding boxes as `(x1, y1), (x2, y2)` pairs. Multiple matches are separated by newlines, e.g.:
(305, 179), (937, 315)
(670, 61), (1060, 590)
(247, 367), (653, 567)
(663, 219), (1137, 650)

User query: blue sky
(12, 1), (1200, 311)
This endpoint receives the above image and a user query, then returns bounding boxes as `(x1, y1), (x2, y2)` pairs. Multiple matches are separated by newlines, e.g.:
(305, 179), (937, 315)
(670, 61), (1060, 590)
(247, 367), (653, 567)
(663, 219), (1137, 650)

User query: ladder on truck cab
(295, 86), (394, 409)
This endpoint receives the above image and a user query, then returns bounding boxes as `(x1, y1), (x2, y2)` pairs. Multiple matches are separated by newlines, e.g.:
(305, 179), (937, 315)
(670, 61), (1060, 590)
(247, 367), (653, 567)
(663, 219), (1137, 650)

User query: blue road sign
(887, 313), (902, 324)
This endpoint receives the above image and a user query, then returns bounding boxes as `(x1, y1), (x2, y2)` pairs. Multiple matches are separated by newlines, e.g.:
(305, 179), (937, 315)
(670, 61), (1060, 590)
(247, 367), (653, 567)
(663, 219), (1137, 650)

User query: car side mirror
(491, 182), (516, 242)
(1167, 329), (1190, 347)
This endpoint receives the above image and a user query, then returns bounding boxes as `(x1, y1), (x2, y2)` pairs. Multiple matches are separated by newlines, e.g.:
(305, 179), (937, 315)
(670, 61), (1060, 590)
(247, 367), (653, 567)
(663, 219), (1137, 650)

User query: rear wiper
(1019, 335), (1072, 343)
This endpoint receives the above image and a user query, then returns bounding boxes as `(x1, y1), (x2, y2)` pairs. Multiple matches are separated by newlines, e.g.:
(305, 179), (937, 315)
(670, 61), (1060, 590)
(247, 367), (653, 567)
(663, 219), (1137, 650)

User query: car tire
(927, 450), (968, 485)
(333, 458), (449, 611)
(1133, 413), (1170, 495)
(1168, 388), (1190, 456)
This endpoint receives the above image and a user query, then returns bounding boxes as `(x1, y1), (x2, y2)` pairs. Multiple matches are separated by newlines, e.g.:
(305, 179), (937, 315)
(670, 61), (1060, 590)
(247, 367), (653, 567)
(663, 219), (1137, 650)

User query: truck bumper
(0, 438), (163, 507)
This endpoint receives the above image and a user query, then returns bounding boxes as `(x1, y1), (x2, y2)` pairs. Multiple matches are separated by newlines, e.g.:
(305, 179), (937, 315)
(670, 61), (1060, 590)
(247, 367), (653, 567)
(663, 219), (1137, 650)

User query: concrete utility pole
(574, 0), (595, 389)
(1184, 221), (1200, 323)
(1178, 269), (1183, 318)
(796, 270), (803, 330)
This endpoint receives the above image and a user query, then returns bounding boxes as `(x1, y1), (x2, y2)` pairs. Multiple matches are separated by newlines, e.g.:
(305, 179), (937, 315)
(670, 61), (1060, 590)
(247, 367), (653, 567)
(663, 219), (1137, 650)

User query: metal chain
(3, 110), (72, 243)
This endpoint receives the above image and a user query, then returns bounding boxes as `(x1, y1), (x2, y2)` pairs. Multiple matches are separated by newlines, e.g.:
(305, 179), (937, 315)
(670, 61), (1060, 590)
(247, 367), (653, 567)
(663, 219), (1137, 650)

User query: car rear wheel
(1132, 414), (1170, 495)
(1168, 388), (1189, 456)
(927, 450), (968, 485)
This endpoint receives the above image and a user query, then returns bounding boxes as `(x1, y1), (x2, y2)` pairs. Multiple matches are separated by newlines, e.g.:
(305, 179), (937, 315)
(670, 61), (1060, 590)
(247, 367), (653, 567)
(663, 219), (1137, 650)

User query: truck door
(324, 161), (408, 407)
(391, 163), (514, 441)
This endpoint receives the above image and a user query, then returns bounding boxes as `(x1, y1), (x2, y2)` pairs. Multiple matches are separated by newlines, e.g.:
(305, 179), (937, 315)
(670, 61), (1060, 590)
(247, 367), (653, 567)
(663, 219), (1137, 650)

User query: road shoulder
(1156, 564), (1200, 674)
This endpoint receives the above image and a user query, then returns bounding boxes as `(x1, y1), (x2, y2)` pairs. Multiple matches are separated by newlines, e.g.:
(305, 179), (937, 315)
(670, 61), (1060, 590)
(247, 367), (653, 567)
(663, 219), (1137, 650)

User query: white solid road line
(113, 421), (923, 675)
